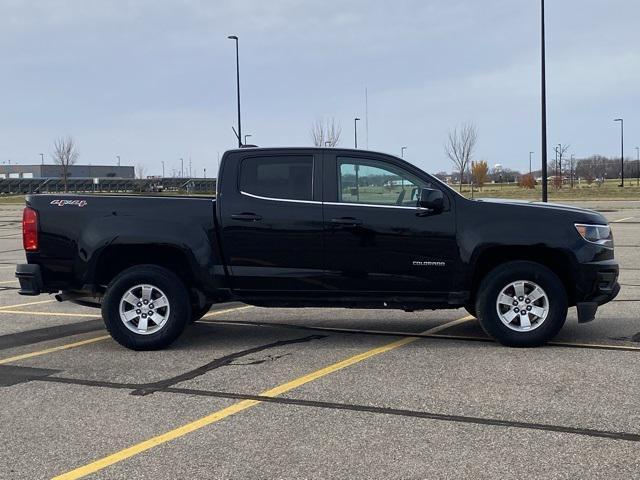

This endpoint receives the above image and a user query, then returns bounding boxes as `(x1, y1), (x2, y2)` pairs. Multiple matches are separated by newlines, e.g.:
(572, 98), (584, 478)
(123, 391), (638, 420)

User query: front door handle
(231, 212), (262, 222)
(330, 217), (363, 226)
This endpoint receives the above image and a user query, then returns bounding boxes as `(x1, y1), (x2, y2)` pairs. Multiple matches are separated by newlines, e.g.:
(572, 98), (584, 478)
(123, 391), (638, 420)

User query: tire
(475, 261), (567, 347)
(101, 265), (191, 350)
(190, 302), (214, 323)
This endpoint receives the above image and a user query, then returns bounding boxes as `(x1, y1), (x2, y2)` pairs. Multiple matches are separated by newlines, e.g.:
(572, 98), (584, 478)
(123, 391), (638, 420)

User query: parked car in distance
(16, 147), (619, 350)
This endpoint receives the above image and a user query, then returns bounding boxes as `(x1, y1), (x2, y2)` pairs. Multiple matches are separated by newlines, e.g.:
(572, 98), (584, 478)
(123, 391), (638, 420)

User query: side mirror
(418, 188), (444, 211)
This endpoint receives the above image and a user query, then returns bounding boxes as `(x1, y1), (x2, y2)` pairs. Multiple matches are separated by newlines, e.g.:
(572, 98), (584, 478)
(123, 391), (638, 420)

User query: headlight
(575, 223), (613, 247)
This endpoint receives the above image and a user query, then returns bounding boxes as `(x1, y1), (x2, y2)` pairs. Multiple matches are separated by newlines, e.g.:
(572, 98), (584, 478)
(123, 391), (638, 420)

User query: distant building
(0, 164), (135, 179)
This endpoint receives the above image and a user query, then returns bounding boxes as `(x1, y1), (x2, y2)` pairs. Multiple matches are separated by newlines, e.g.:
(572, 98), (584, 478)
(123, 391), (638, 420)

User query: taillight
(22, 207), (38, 252)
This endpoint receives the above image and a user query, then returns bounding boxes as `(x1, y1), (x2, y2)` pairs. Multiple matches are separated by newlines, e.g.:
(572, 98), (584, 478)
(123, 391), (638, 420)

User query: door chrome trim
(323, 201), (429, 211)
(240, 191), (430, 211)
(240, 191), (322, 205)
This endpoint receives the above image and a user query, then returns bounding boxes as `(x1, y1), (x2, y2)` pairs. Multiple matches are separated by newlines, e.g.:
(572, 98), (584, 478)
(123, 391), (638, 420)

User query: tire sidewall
(476, 261), (568, 347)
(102, 265), (191, 350)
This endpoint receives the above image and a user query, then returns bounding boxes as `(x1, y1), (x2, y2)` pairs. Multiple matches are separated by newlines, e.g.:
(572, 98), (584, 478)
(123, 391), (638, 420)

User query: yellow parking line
(0, 305), (251, 366)
(0, 299), (56, 310)
(0, 310), (97, 317)
(0, 304), (249, 318)
(53, 315), (472, 479)
(0, 335), (110, 365)
(201, 305), (253, 318)
(549, 340), (640, 351)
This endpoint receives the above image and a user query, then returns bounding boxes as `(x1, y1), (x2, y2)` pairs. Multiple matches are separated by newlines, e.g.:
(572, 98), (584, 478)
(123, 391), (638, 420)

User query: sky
(1, 0), (639, 177)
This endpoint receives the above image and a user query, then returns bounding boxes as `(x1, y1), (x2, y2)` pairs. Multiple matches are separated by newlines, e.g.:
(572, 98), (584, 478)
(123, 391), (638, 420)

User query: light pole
(614, 118), (624, 187)
(401, 146), (407, 158)
(39, 153), (44, 165)
(635, 146), (639, 187)
(244, 134), (252, 145)
(161, 161), (165, 178)
(529, 151), (534, 176)
(354, 117), (360, 148)
(180, 158), (184, 178)
(116, 155), (121, 167)
(228, 35), (242, 148)
(540, 0), (548, 201)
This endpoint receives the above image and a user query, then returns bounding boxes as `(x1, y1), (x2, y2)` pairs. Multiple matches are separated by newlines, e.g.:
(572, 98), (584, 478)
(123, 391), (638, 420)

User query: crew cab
(16, 147), (620, 350)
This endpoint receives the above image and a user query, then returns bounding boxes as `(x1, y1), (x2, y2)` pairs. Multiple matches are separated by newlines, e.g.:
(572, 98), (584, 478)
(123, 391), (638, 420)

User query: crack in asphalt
(37, 376), (640, 444)
(129, 334), (326, 396)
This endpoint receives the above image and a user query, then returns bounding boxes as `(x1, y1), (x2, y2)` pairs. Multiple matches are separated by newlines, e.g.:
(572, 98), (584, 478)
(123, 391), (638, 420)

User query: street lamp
(354, 117), (360, 148)
(180, 158), (184, 178)
(614, 118), (624, 187)
(244, 134), (252, 145)
(116, 155), (121, 167)
(540, 0), (548, 202)
(228, 35), (242, 148)
(401, 146), (407, 158)
(39, 153), (44, 165)
(161, 161), (165, 178)
(529, 151), (534, 176)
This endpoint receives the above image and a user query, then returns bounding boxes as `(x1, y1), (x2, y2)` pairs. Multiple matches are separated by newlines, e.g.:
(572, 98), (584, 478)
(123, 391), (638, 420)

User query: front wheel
(475, 261), (567, 347)
(102, 265), (191, 350)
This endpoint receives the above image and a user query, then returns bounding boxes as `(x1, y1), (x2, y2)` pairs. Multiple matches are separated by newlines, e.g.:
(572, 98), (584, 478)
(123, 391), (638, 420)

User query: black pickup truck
(16, 147), (619, 350)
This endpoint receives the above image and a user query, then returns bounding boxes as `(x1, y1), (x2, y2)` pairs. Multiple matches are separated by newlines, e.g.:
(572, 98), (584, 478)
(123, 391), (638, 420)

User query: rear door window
(240, 156), (313, 201)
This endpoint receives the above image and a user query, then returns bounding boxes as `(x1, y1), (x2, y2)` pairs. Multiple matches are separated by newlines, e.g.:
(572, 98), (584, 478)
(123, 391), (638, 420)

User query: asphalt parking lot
(0, 200), (639, 479)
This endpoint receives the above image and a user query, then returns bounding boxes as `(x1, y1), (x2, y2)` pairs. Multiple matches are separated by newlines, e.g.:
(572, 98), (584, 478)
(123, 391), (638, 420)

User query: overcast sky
(1, 0), (639, 176)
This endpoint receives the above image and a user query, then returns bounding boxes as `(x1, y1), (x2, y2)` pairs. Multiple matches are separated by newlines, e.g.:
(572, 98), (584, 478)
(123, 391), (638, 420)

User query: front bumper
(575, 260), (620, 323)
(15, 264), (43, 296)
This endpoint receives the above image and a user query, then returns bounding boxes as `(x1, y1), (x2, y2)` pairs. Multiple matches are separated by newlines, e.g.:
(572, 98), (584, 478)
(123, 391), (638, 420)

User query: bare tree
(553, 143), (570, 188)
(310, 117), (342, 147)
(445, 122), (478, 192)
(52, 136), (79, 192)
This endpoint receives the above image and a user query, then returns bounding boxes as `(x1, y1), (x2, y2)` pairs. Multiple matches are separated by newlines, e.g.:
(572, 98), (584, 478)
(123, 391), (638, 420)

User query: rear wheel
(475, 261), (567, 347)
(102, 265), (191, 350)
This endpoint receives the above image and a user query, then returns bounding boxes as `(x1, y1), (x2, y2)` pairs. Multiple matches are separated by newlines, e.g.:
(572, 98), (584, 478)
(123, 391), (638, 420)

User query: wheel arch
(93, 244), (200, 293)
(469, 246), (576, 307)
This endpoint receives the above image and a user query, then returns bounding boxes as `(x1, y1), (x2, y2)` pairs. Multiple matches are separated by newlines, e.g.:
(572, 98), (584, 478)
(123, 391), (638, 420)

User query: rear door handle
(231, 213), (262, 222)
(330, 217), (363, 226)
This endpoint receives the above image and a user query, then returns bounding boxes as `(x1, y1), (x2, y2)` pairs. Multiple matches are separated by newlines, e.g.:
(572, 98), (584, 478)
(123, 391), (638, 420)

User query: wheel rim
(495, 280), (549, 332)
(119, 284), (170, 335)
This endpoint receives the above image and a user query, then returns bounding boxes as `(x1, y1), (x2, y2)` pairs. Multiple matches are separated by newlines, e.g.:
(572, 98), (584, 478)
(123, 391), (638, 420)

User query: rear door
(322, 152), (457, 295)
(218, 150), (326, 293)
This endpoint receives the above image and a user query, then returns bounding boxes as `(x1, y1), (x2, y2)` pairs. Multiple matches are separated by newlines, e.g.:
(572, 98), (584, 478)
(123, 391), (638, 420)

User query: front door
(322, 154), (457, 295)
(218, 152), (325, 293)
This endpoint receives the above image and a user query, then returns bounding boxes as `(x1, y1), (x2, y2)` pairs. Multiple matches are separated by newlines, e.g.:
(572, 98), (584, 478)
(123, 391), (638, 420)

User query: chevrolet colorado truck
(16, 147), (619, 350)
